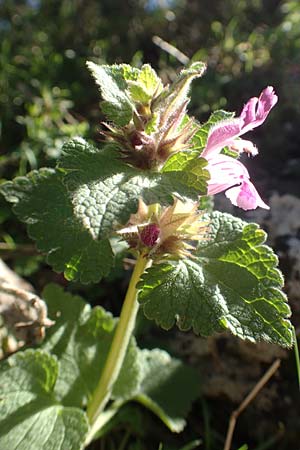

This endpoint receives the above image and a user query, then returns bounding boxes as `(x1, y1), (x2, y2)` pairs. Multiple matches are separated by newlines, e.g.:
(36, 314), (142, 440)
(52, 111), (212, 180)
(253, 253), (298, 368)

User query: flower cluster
(101, 64), (207, 171)
(99, 61), (277, 212)
(103, 100), (195, 170)
(202, 86), (278, 210)
(117, 199), (209, 259)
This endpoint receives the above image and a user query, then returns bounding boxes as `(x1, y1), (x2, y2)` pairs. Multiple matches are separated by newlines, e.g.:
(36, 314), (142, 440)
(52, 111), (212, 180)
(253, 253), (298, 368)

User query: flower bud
(139, 223), (160, 247)
(117, 199), (210, 260)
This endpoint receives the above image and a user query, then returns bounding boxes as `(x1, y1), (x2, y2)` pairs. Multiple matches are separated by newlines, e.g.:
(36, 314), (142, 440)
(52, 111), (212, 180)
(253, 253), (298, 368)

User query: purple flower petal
(225, 180), (269, 210)
(240, 97), (258, 127)
(201, 119), (242, 158)
(202, 86), (278, 159)
(206, 155), (269, 210)
(241, 86), (278, 133)
(230, 139), (258, 156)
(206, 155), (249, 195)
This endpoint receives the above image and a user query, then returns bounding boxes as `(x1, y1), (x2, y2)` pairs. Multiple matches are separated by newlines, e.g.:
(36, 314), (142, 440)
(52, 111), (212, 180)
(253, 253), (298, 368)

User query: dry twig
(152, 35), (190, 65)
(223, 358), (281, 450)
(0, 242), (37, 259)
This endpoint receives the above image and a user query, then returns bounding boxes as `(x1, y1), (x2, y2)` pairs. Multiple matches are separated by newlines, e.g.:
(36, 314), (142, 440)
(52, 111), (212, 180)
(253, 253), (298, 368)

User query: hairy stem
(86, 251), (150, 430)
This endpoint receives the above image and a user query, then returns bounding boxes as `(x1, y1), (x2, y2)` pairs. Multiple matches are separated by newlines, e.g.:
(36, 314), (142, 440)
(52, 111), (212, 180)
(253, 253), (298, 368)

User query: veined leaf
(59, 139), (204, 239)
(0, 349), (89, 450)
(138, 259), (226, 335)
(41, 284), (142, 407)
(90, 347), (200, 439)
(162, 151), (209, 195)
(0, 138), (208, 282)
(42, 285), (199, 435)
(138, 212), (293, 347)
(128, 64), (163, 104)
(87, 62), (135, 126)
(0, 168), (114, 283)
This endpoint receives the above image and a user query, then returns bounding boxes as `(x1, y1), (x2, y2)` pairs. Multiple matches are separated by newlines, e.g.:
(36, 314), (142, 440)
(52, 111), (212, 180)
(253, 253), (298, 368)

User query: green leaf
(192, 110), (235, 152)
(144, 112), (159, 134)
(87, 61), (135, 126)
(59, 139), (204, 240)
(0, 137), (207, 282)
(117, 64), (140, 81)
(41, 284), (141, 407)
(0, 349), (88, 450)
(153, 62), (206, 126)
(138, 212), (293, 347)
(128, 64), (163, 104)
(138, 260), (226, 335)
(162, 151), (209, 195)
(172, 62), (207, 102)
(180, 61), (207, 77)
(92, 404), (148, 441)
(199, 194), (214, 211)
(133, 349), (200, 433)
(138, 65), (162, 95)
(93, 348), (200, 436)
(112, 338), (143, 401)
(0, 168), (114, 283)
(42, 285), (199, 434)
(128, 84), (151, 105)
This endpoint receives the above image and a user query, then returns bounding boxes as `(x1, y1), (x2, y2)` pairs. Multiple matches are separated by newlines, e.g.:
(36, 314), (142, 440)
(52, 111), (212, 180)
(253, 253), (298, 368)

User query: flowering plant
(0, 62), (293, 449)
(203, 86), (277, 209)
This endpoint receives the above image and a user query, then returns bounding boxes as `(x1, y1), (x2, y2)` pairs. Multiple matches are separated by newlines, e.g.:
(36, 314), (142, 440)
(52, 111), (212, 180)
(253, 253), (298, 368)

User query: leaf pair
(0, 138), (208, 283)
(0, 61), (294, 348)
(0, 159), (293, 347)
(86, 61), (205, 127)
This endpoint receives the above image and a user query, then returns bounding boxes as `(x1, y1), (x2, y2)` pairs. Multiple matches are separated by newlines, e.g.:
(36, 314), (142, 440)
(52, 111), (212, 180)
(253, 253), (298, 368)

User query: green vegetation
(0, 1), (299, 449)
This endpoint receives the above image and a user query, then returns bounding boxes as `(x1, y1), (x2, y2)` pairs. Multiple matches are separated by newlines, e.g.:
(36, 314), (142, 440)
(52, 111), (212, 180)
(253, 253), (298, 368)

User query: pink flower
(202, 87), (277, 210)
(225, 179), (269, 210)
(206, 155), (269, 210)
(202, 87), (278, 159)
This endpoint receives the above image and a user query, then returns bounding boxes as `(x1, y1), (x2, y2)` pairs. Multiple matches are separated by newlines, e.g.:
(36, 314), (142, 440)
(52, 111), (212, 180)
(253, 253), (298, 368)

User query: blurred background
(1, 0), (300, 180)
(0, 1), (300, 449)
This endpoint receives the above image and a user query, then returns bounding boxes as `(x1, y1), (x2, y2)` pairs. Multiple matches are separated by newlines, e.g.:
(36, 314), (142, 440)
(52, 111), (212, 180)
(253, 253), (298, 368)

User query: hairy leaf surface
(0, 138), (209, 282)
(162, 151), (209, 194)
(138, 212), (293, 347)
(41, 284), (141, 407)
(0, 169), (114, 283)
(86, 62), (135, 125)
(153, 62), (206, 126)
(0, 350), (88, 450)
(59, 139), (206, 239)
(42, 285), (199, 433)
(128, 64), (163, 104)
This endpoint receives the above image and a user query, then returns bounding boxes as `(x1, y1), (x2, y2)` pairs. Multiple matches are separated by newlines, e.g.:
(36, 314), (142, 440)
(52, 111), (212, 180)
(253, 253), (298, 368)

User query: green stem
(85, 400), (124, 446)
(86, 252), (150, 428)
(293, 327), (300, 389)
